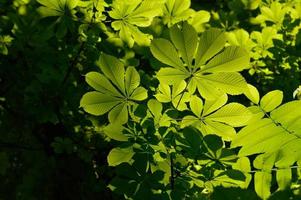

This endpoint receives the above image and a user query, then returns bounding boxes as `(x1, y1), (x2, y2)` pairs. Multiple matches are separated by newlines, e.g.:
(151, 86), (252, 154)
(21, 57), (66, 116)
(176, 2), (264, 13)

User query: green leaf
(147, 99), (162, 119)
(81, 54), (147, 124)
(260, 90), (283, 112)
(37, 0), (79, 18)
(203, 134), (223, 153)
(109, 0), (164, 47)
(233, 157), (252, 189)
(190, 96), (203, 117)
(108, 103), (128, 124)
(150, 39), (184, 71)
(227, 29), (255, 52)
(176, 127), (203, 159)
(125, 67), (140, 96)
(0, 35), (13, 55)
(202, 120), (236, 141)
(259, 2), (287, 24)
(244, 84), (260, 104)
(206, 103), (252, 127)
(201, 46), (250, 73)
(232, 100), (301, 197)
(163, 0), (194, 26)
(196, 72), (248, 96)
(130, 87), (148, 101)
(276, 168), (291, 190)
(97, 53), (125, 94)
(85, 72), (122, 97)
(195, 28), (226, 67)
(181, 115), (199, 129)
(170, 22), (198, 68)
(103, 124), (128, 141)
(147, 99), (171, 127)
(80, 92), (121, 116)
(150, 24), (250, 100)
(156, 68), (189, 85)
(202, 94), (228, 116)
(107, 147), (135, 166)
(155, 83), (171, 103)
(254, 172), (271, 200)
(155, 81), (189, 111)
(171, 81), (190, 110)
(188, 10), (210, 32)
(210, 170), (246, 188)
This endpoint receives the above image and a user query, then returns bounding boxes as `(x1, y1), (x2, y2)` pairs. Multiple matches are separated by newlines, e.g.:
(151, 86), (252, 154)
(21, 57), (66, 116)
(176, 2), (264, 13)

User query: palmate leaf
(147, 99), (171, 127)
(80, 53), (147, 124)
(155, 81), (190, 111)
(109, 0), (165, 47)
(151, 22), (250, 100)
(37, 0), (79, 17)
(252, 1), (288, 25)
(36, 0), (80, 38)
(232, 100), (301, 199)
(163, 0), (193, 27)
(162, 0), (210, 31)
(181, 96), (252, 141)
(227, 29), (256, 52)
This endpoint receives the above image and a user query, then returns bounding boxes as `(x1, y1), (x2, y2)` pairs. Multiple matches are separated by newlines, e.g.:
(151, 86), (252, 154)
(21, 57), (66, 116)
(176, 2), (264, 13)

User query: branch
(61, 42), (85, 86)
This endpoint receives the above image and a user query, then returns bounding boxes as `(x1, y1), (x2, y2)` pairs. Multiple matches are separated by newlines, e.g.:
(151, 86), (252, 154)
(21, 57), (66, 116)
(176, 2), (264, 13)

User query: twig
(61, 42), (85, 86)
